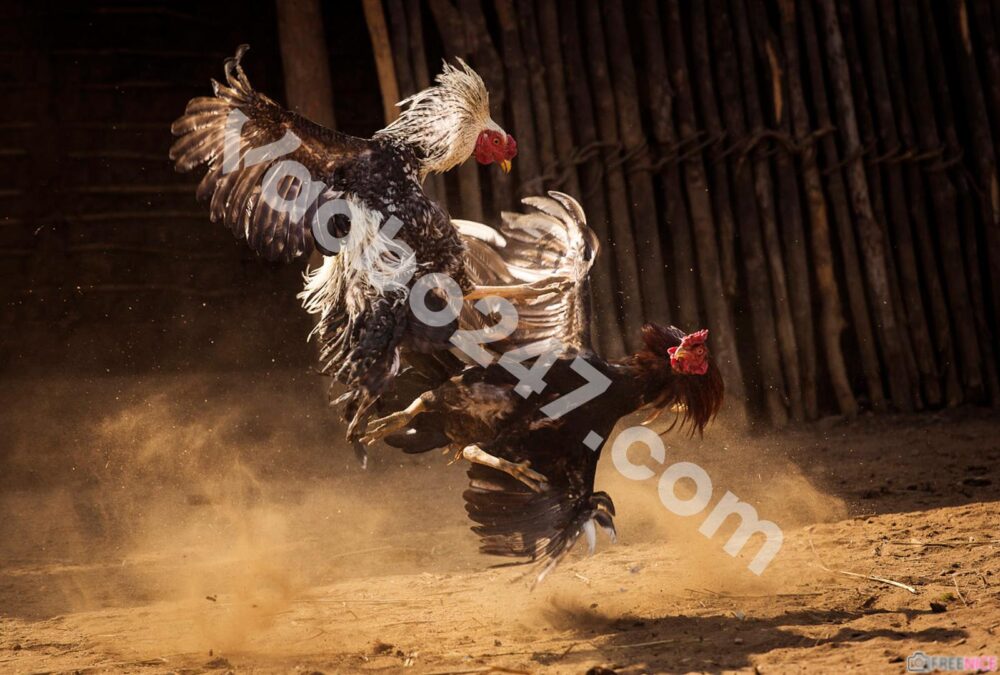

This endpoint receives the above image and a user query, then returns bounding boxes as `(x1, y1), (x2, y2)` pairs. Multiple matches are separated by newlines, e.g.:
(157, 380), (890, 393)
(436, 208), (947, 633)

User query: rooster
(170, 46), (527, 455)
(363, 193), (724, 582)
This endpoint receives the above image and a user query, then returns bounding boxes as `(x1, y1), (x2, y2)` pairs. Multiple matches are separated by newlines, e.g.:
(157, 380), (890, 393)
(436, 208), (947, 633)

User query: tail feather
(463, 464), (616, 586)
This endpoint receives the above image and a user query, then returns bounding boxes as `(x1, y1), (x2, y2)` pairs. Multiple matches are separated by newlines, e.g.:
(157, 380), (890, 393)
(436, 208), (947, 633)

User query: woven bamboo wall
(368, 0), (1000, 424)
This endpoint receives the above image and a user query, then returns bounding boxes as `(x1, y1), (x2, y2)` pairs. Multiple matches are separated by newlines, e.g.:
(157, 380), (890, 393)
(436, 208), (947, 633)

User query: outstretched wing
(170, 45), (375, 262)
(456, 191), (600, 352)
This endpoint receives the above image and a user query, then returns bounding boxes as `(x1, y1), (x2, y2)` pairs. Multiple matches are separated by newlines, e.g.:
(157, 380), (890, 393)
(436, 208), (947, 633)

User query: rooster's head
(667, 328), (710, 375)
(474, 127), (518, 173)
(634, 323), (724, 434)
(377, 59), (516, 178)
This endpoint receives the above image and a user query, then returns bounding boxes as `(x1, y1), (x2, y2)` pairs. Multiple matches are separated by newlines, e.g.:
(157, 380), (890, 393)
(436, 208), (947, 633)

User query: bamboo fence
(359, 0), (1000, 424)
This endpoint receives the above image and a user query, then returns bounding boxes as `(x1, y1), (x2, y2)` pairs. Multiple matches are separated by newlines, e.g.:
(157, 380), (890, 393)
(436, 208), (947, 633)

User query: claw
(592, 510), (617, 544)
(360, 397), (426, 446)
(526, 278), (565, 296)
(583, 519), (597, 555)
(462, 445), (550, 493)
(352, 439), (368, 469)
(511, 460), (550, 492)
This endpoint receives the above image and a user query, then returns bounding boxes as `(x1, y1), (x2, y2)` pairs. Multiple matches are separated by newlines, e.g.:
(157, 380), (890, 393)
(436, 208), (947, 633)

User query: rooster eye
(492, 137), (500, 145)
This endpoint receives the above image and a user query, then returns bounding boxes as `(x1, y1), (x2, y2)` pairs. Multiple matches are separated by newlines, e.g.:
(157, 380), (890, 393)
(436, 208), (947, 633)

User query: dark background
(0, 0), (385, 376)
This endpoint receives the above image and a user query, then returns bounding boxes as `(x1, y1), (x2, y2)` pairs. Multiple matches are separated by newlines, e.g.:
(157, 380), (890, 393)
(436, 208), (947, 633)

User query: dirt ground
(0, 372), (997, 674)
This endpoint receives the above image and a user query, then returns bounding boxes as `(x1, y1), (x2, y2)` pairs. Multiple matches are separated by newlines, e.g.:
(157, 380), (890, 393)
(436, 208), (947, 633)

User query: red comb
(680, 329), (709, 348)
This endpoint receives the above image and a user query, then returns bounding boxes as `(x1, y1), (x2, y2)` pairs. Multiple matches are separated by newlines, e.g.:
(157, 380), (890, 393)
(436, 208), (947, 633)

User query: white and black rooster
(170, 46), (526, 458)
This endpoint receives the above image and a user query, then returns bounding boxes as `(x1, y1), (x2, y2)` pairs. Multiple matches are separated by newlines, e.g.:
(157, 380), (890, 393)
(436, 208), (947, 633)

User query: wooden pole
(776, 0), (856, 417)
(725, 0), (805, 421)
(385, 0), (415, 102)
(835, 0), (922, 410)
(897, 0), (986, 399)
(936, 0), (1000, 403)
(557, 0), (626, 357)
(515, 0), (556, 193)
(580, 0), (646, 349)
(969, 0), (1000, 339)
(704, 0), (789, 426)
(494, 0), (540, 197)
(536, 0), (581, 197)
(688, 0), (739, 300)
(854, 0), (941, 406)
(362, 0), (400, 125)
(274, 0), (336, 129)
(971, 0), (1000, 159)
(817, 0), (914, 412)
(746, 0), (819, 419)
(876, 0), (963, 406)
(653, 0), (748, 420)
(603, 0), (677, 327)
(801, 0), (885, 411)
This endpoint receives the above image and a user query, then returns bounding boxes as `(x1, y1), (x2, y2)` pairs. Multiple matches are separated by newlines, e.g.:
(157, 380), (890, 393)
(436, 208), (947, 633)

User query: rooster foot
(444, 444), (464, 464)
(361, 397), (426, 446)
(462, 444), (550, 493)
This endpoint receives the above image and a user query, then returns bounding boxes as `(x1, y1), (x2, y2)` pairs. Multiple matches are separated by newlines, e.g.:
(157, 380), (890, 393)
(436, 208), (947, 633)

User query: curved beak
(500, 159), (512, 174)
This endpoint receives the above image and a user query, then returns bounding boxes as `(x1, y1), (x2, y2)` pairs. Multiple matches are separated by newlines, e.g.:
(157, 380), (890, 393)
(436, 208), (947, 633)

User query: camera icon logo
(907, 651), (931, 673)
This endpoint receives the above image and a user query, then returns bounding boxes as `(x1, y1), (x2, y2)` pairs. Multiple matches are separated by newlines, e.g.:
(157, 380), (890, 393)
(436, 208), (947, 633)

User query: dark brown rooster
(363, 193), (724, 583)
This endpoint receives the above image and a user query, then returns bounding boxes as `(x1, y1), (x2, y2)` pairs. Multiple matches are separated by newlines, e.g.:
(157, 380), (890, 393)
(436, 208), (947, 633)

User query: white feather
(298, 194), (413, 345)
(452, 219), (507, 247)
(375, 58), (495, 177)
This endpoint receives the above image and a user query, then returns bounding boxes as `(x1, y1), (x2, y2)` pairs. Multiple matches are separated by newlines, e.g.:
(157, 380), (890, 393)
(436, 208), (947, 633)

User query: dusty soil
(0, 373), (998, 674)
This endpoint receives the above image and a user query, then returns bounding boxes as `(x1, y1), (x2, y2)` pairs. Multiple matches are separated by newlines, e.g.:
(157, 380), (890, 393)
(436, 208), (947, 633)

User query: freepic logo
(906, 651), (998, 672)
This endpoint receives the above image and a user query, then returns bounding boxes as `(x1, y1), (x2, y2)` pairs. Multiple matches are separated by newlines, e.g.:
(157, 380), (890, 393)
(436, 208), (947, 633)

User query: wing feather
(455, 191), (599, 352)
(170, 45), (373, 262)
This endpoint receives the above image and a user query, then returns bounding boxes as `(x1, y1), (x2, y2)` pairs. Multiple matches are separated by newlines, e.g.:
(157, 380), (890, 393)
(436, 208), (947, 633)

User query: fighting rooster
(364, 193), (724, 582)
(170, 46), (522, 454)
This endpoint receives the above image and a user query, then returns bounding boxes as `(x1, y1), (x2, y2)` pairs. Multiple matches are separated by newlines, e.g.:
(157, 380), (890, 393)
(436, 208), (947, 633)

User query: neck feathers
(622, 351), (724, 435)
(375, 59), (491, 179)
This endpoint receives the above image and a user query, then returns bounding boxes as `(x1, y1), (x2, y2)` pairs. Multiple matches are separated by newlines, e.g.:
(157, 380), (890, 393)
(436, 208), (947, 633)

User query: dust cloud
(0, 373), (847, 654)
(588, 410), (847, 597)
(0, 372), (476, 650)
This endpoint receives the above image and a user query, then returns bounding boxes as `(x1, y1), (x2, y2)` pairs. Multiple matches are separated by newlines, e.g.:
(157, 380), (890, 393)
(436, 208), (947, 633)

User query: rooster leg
(464, 279), (563, 302)
(361, 397), (427, 446)
(462, 444), (550, 493)
(343, 391), (379, 469)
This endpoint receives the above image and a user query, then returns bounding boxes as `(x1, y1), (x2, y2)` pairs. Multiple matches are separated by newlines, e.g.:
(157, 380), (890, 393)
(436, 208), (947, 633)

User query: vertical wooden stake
(362, 0), (400, 125)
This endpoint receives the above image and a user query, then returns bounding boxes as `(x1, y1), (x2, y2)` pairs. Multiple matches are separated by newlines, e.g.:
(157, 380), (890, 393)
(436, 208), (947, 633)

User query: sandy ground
(0, 373), (998, 674)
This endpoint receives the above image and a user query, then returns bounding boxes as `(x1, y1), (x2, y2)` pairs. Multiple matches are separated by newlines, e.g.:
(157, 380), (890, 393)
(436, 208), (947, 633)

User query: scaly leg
(462, 444), (550, 493)
(464, 278), (564, 302)
(361, 397), (427, 446)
